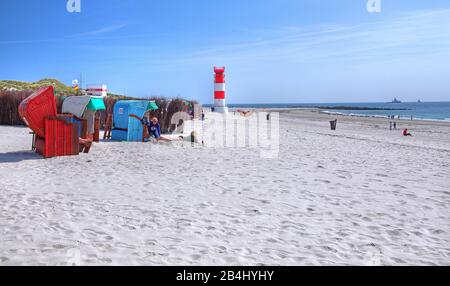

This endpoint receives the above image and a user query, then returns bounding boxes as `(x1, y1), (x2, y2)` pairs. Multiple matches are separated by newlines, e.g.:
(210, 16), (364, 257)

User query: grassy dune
(0, 79), (74, 95)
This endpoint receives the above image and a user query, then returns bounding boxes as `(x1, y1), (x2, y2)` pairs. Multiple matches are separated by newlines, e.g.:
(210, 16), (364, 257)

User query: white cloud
(0, 24), (128, 45)
(148, 8), (450, 68)
(70, 24), (127, 38)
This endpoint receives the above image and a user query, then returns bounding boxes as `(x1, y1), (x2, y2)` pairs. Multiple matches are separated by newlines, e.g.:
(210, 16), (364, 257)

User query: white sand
(0, 110), (449, 266)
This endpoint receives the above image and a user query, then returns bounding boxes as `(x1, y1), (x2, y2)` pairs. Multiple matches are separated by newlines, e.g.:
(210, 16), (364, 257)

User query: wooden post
(93, 113), (100, 142)
(103, 113), (113, 140)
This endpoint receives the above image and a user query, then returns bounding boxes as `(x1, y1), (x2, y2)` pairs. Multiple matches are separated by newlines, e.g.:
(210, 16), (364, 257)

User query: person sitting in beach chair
(403, 129), (412, 136)
(141, 117), (176, 142)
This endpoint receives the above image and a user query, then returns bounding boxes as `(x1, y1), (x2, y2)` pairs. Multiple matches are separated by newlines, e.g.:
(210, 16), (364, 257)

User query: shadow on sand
(0, 151), (41, 163)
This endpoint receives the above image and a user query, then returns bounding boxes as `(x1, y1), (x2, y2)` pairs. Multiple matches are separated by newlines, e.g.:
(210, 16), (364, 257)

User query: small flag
(72, 79), (79, 91)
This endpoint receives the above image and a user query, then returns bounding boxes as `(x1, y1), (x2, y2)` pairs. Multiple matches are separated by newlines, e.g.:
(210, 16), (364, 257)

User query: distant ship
(390, 98), (402, 103)
(417, 99), (422, 103)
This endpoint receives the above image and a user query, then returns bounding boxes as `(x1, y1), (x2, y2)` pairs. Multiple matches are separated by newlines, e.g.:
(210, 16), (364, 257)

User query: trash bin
(330, 120), (337, 130)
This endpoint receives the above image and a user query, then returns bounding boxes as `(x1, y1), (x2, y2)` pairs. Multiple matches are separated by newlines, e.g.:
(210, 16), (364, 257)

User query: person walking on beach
(393, 122), (397, 130)
(390, 121), (392, 130)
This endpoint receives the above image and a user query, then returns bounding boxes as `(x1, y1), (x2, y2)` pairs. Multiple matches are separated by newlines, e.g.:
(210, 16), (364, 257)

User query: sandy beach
(0, 109), (449, 266)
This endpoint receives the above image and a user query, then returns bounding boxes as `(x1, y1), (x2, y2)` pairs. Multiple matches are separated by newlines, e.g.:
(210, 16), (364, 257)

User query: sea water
(219, 102), (450, 122)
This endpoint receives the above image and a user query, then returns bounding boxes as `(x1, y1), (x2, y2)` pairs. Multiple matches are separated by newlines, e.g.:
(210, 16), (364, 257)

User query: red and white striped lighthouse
(214, 66), (229, 114)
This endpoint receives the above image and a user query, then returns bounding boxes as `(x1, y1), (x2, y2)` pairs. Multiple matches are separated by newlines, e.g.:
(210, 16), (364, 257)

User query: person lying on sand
(403, 128), (412, 136)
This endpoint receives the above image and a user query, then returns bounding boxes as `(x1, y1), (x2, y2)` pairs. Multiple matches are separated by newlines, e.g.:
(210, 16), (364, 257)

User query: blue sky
(1, 0), (450, 103)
